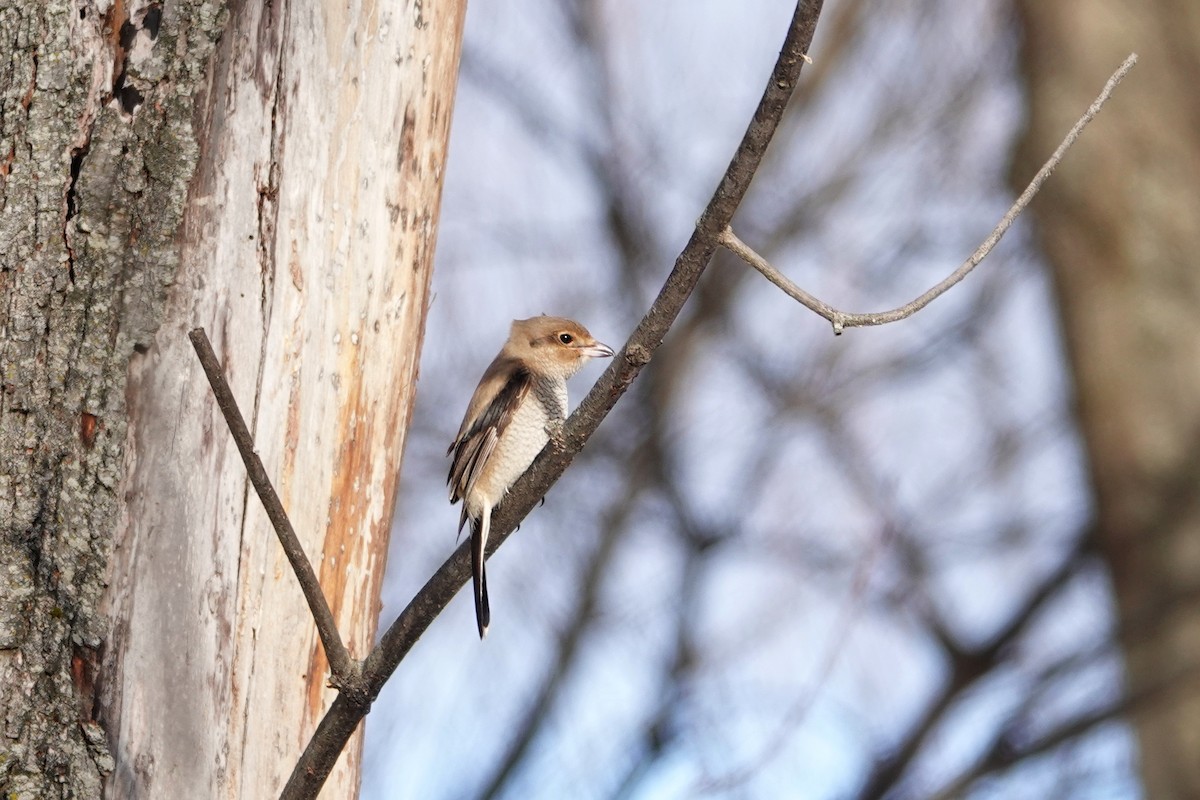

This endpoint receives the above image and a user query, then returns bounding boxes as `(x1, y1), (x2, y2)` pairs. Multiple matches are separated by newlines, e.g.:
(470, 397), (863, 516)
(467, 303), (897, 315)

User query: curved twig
(721, 53), (1137, 335)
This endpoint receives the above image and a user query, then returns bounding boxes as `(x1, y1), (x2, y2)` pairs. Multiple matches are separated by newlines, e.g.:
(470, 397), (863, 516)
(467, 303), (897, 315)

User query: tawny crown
(505, 316), (614, 378)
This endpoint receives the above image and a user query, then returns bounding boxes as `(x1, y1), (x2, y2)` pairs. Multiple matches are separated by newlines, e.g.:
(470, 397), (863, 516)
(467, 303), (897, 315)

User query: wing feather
(447, 362), (532, 514)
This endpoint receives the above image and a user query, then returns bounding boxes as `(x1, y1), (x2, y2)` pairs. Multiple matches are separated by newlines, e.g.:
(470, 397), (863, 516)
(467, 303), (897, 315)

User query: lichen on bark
(0, 3), (227, 797)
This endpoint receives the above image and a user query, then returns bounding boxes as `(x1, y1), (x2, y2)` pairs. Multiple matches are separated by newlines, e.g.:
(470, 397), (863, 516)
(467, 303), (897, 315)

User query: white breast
(468, 390), (558, 515)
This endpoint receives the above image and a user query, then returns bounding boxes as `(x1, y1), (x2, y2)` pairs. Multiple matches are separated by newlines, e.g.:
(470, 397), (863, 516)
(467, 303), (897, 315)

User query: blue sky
(359, 1), (1132, 798)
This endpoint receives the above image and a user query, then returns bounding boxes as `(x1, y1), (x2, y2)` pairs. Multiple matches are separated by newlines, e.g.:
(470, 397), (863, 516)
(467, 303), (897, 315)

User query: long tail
(471, 511), (491, 639)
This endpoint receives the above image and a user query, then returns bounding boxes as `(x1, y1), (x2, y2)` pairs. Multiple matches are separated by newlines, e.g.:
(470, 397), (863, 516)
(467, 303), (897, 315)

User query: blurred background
(362, 0), (1200, 798)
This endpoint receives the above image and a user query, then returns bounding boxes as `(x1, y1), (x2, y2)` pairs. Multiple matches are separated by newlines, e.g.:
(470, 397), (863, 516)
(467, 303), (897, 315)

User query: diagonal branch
(188, 328), (360, 692)
(279, 2), (827, 797)
(721, 53), (1137, 335)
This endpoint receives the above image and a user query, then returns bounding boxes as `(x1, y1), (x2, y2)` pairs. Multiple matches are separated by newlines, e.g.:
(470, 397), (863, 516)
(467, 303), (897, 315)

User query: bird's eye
(558, 332), (574, 344)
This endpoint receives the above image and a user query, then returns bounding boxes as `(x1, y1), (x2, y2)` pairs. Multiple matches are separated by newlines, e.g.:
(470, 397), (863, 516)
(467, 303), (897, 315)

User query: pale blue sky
(359, 1), (1131, 798)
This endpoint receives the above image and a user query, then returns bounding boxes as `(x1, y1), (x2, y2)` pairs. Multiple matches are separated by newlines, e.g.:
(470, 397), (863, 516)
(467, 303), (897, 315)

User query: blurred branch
(720, 53), (1137, 335)
(280, 2), (827, 797)
(928, 660), (1200, 800)
(698, 521), (891, 794)
(610, 544), (703, 800)
(853, 534), (1093, 800)
(909, 563), (1200, 800)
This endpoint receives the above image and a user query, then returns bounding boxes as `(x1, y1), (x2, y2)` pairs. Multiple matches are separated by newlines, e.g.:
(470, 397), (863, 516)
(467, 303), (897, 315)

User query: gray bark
(0, 2), (225, 798)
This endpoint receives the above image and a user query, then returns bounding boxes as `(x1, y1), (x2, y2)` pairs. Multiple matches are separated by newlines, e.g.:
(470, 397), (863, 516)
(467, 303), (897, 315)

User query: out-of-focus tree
(1016, 3), (1200, 798)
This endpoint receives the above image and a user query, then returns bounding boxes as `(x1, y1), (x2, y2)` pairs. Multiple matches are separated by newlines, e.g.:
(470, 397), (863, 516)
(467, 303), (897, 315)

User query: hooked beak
(577, 341), (615, 359)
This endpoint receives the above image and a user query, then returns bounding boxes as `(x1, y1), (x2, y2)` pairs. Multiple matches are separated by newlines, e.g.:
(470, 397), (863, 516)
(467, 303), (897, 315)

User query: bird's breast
(468, 388), (561, 513)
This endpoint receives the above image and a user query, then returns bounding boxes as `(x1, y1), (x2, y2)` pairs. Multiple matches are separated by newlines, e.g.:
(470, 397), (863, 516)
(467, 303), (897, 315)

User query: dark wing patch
(447, 366), (533, 517)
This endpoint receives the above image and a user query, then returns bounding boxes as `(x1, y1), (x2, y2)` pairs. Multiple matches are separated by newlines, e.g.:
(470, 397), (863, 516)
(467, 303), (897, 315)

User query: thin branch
(721, 53), (1138, 335)
(279, 2), (826, 797)
(697, 521), (890, 794)
(188, 329), (360, 692)
(609, 549), (700, 800)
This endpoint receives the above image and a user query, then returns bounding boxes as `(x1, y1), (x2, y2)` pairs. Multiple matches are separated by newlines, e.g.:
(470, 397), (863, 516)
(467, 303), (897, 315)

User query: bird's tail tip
(471, 517), (491, 640)
(474, 587), (490, 639)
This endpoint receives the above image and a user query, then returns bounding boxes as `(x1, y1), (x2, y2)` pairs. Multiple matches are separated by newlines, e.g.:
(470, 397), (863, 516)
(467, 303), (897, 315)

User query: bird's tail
(471, 512), (491, 639)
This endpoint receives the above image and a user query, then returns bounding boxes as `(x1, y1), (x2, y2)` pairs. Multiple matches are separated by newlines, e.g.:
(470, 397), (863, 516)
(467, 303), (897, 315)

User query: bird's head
(507, 315), (615, 379)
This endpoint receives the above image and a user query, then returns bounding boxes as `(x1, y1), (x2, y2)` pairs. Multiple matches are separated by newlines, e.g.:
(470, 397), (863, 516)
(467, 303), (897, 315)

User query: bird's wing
(447, 360), (533, 516)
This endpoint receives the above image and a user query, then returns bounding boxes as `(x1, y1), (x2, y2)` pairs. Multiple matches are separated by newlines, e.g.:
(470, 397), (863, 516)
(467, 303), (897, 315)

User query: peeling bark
(2, 0), (461, 797)
(102, 1), (463, 798)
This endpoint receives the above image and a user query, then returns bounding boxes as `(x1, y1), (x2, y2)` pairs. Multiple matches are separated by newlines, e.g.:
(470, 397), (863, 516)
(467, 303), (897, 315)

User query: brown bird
(448, 316), (614, 638)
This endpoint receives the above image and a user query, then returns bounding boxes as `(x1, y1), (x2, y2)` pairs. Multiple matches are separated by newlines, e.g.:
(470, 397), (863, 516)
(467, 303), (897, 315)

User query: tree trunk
(0, 3), (226, 796)
(0, 1), (464, 798)
(1015, 4), (1200, 798)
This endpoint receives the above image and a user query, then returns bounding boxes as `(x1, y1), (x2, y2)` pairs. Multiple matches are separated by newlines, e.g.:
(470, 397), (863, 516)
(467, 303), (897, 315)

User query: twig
(279, 2), (827, 797)
(188, 328), (360, 692)
(721, 53), (1138, 335)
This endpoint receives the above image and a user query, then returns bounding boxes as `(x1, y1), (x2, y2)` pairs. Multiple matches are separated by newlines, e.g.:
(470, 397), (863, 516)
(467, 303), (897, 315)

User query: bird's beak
(578, 341), (615, 359)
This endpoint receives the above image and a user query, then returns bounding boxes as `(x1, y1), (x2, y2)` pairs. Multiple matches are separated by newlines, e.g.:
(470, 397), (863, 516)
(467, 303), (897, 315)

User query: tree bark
(0, 1), (463, 798)
(1015, 3), (1200, 798)
(1, 3), (226, 796)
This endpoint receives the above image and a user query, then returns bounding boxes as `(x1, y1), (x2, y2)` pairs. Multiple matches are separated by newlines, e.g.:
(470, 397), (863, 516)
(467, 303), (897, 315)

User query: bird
(447, 316), (615, 638)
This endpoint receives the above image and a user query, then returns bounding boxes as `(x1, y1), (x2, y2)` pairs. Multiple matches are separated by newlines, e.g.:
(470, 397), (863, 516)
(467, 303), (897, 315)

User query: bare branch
(279, 2), (828, 797)
(721, 53), (1138, 335)
(187, 329), (360, 692)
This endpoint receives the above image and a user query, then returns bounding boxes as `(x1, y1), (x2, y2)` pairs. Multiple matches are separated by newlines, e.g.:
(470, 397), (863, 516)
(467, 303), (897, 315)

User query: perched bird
(448, 316), (614, 638)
